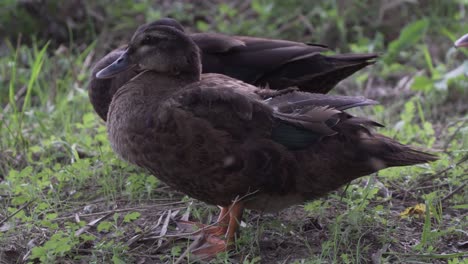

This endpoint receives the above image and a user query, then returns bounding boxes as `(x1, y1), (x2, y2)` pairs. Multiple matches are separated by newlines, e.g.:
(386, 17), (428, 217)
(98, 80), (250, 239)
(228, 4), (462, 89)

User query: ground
(0, 1), (467, 263)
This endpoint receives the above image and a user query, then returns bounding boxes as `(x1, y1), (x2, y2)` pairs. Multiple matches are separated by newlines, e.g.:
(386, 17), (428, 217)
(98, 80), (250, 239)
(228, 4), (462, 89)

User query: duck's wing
(191, 33), (247, 52)
(264, 91), (380, 112)
(164, 74), (380, 151)
(263, 91), (382, 149)
(164, 74), (272, 139)
(192, 33), (327, 83)
(192, 33), (377, 93)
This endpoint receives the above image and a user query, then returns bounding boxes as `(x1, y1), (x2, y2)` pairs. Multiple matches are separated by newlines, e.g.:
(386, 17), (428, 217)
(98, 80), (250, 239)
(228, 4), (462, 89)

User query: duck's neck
(153, 70), (201, 97)
(175, 49), (202, 83)
(175, 70), (201, 85)
(115, 70), (199, 105)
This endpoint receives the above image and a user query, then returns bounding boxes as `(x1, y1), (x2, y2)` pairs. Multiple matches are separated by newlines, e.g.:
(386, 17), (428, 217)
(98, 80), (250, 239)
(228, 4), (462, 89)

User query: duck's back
(193, 33), (377, 92)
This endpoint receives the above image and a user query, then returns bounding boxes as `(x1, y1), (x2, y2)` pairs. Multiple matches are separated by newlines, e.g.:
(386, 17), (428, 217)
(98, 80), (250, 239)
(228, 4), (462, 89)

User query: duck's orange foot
(191, 234), (231, 260)
(177, 220), (227, 237)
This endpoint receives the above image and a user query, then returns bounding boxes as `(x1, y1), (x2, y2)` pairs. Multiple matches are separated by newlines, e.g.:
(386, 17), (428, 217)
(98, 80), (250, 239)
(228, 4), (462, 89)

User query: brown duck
(89, 18), (378, 121)
(96, 24), (437, 259)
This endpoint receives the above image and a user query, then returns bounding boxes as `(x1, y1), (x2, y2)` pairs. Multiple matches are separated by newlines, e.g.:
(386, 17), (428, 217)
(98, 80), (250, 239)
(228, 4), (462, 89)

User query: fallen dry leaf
(399, 203), (426, 218)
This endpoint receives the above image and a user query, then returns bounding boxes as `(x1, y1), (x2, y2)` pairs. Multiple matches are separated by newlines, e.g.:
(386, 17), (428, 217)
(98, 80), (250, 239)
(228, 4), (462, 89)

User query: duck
(95, 24), (437, 259)
(89, 18), (378, 121)
(455, 33), (468, 47)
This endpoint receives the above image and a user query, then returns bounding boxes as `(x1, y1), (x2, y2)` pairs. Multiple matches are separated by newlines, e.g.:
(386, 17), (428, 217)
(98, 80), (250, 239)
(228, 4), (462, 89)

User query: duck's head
(96, 23), (200, 79)
(455, 34), (468, 48)
(138, 18), (185, 33)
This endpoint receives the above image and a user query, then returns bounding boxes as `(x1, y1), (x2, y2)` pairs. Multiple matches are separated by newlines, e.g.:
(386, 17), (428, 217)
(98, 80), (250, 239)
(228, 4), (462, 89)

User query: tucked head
(96, 24), (200, 79)
(136, 18), (185, 34)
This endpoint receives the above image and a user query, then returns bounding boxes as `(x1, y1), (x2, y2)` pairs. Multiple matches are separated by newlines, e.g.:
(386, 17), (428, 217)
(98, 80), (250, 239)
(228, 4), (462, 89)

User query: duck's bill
(455, 34), (468, 48)
(96, 51), (136, 79)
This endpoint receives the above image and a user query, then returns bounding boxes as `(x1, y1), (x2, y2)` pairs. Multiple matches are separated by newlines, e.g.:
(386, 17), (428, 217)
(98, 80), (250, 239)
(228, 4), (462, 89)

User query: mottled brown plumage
(89, 18), (378, 121)
(97, 25), (437, 258)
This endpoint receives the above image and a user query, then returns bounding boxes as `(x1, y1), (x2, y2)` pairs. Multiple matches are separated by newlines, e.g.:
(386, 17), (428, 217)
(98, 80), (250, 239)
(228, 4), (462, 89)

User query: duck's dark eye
(141, 35), (157, 45)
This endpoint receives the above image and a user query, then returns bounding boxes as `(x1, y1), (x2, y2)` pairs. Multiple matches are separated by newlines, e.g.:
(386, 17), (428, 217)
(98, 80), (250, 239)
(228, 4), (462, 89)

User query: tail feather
(381, 147), (438, 167)
(362, 134), (438, 169)
(328, 53), (379, 63)
(296, 53), (379, 94)
(258, 53), (379, 93)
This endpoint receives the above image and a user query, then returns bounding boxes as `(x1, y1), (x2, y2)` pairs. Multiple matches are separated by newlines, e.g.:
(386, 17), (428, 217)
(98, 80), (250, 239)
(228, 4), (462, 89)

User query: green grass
(0, 1), (467, 263)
